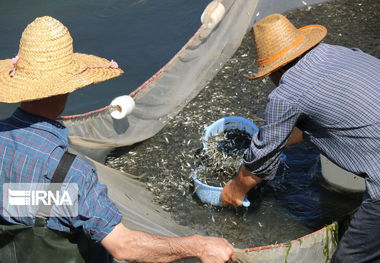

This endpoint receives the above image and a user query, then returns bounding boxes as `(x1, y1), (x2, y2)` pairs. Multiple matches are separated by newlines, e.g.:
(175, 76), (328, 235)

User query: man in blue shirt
(0, 16), (235, 262)
(222, 14), (379, 262)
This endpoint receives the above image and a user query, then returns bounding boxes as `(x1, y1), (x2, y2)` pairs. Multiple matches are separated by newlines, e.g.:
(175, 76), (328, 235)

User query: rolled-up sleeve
(243, 91), (301, 180)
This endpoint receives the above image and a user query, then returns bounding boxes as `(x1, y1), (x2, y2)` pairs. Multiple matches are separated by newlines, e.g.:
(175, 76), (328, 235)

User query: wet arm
(222, 95), (302, 206)
(222, 126), (302, 206)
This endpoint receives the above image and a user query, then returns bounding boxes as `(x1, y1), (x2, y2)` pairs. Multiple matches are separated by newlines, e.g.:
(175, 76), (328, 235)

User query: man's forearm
(101, 223), (234, 262)
(238, 165), (263, 189)
(119, 229), (200, 262)
(286, 127), (303, 146)
(102, 224), (198, 262)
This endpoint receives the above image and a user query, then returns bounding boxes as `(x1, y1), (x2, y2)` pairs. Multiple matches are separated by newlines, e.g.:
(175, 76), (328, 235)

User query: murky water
(106, 0), (378, 248)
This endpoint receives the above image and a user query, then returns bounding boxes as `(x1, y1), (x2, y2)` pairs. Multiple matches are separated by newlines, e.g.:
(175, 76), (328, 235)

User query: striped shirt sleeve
(52, 157), (123, 243)
(243, 92), (302, 180)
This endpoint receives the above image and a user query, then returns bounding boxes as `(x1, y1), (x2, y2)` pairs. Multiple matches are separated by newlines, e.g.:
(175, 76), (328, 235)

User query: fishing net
(60, 0), (342, 262)
(63, 0), (260, 162)
(63, 0), (262, 238)
(234, 222), (338, 263)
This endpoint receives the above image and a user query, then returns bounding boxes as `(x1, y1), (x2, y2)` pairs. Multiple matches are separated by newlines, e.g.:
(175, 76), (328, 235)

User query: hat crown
(17, 16), (74, 76)
(0, 16), (123, 103)
(254, 14), (301, 62)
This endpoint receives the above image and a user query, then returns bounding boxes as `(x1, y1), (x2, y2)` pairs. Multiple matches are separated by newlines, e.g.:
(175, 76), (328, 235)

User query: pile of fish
(196, 129), (252, 187)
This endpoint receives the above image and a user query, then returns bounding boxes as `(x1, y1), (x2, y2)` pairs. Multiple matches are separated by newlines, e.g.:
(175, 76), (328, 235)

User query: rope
(57, 105), (120, 120)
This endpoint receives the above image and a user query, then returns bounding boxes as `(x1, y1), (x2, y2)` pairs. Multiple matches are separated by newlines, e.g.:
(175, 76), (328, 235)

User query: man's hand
(222, 179), (247, 207)
(221, 165), (262, 207)
(196, 235), (236, 262)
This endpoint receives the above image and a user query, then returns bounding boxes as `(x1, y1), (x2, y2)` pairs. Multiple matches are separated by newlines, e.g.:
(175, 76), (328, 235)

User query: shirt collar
(11, 108), (69, 147)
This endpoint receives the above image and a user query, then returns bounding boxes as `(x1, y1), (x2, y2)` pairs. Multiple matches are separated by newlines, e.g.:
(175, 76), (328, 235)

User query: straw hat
(0, 16), (123, 103)
(244, 14), (327, 80)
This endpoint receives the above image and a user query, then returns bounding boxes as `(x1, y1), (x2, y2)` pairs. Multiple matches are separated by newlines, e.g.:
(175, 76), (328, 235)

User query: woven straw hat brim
(0, 53), (123, 103)
(246, 25), (327, 80)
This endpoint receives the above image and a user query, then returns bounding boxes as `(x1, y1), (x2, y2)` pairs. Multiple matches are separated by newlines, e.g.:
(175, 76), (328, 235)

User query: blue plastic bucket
(202, 116), (259, 149)
(192, 168), (251, 207)
(194, 116), (259, 207)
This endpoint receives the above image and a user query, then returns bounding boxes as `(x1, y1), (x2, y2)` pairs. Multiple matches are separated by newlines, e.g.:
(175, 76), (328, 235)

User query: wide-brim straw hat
(244, 14), (327, 80)
(0, 16), (123, 103)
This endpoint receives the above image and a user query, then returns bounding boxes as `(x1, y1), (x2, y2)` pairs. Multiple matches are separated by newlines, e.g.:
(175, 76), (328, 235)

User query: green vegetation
(285, 241), (292, 263)
(322, 222), (339, 262)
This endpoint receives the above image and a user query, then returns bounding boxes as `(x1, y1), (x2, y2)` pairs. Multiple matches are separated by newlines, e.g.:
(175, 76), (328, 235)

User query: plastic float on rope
(110, 95), (135, 119)
(193, 116), (286, 208)
(199, 1), (225, 39)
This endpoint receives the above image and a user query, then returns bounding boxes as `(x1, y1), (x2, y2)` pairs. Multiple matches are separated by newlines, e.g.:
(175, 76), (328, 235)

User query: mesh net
(61, 0), (338, 261)
(236, 222), (338, 263)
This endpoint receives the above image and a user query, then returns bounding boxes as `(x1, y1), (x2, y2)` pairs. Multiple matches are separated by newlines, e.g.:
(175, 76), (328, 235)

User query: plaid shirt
(0, 109), (122, 242)
(244, 43), (380, 200)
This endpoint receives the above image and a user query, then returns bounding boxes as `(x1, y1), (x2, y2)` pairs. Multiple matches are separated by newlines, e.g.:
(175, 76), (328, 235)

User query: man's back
(278, 43), (380, 198)
(0, 108), (122, 242)
(0, 108), (68, 184)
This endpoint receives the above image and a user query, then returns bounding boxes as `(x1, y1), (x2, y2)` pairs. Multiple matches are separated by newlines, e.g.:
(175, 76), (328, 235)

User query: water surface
(0, 0), (206, 118)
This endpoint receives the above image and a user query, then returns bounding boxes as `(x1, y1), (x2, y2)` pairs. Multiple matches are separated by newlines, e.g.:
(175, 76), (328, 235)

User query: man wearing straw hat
(222, 14), (380, 262)
(0, 16), (236, 263)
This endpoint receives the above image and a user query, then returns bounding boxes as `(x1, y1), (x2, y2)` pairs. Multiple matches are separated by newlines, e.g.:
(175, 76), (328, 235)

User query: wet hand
(221, 166), (262, 207)
(221, 179), (246, 207)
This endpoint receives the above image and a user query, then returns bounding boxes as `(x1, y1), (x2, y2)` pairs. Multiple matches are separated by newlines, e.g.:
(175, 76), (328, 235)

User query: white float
(201, 1), (226, 30)
(110, 95), (135, 120)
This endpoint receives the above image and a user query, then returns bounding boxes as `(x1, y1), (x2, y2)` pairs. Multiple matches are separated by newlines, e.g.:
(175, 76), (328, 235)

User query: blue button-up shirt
(244, 43), (380, 200)
(0, 109), (122, 242)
